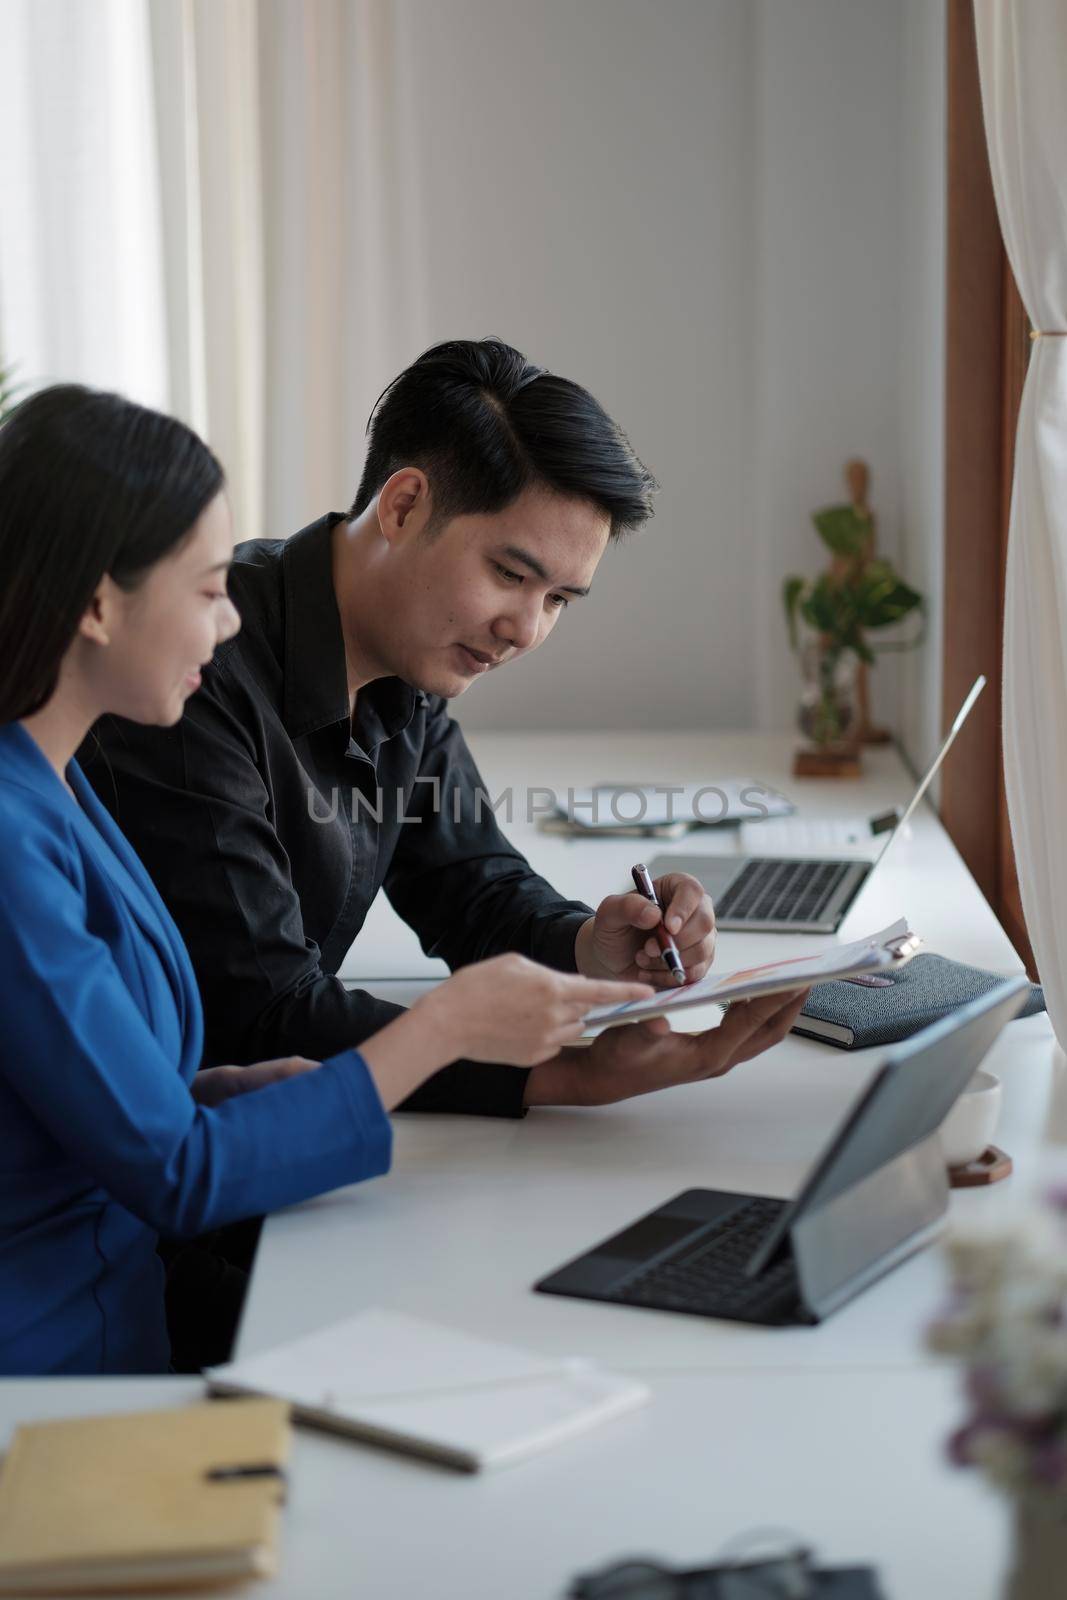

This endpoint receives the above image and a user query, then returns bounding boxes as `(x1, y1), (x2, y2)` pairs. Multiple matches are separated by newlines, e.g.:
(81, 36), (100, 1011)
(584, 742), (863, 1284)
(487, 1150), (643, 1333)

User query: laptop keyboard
(717, 858), (852, 924)
(616, 1197), (800, 1324)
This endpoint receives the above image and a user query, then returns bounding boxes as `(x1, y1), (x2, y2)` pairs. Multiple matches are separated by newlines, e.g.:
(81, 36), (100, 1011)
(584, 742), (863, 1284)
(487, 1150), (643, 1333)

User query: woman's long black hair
(0, 384), (223, 724)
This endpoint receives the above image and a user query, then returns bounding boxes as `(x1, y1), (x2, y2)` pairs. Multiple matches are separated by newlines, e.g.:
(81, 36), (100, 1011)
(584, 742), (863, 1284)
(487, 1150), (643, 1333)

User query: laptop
(645, 676), (986, 935)
(535, 976), (1027, 1327)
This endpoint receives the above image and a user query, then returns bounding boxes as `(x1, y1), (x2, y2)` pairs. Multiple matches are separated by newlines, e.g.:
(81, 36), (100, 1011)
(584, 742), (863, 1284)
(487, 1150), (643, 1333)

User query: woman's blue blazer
(0, 723), (391, 1374)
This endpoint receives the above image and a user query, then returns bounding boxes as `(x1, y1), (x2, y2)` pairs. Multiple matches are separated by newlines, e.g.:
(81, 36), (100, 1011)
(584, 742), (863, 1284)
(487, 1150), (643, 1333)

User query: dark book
(812, 1573), (886, 1599)
(792, 952), (1045, 1050)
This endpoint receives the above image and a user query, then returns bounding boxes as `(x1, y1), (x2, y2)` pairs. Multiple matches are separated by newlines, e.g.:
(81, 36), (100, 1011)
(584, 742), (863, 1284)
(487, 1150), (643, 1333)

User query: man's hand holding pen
(574, 869), (717, 989)
(544, 867), (812, 1110)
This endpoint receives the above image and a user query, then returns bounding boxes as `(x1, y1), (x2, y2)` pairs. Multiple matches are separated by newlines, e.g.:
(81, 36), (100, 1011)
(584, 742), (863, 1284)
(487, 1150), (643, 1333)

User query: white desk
(229, 732), (1056, 1595)
(246, 733), (1055, 1371)
(1, 732), (1058, 1598)
(0, 1369), (1013, 1599)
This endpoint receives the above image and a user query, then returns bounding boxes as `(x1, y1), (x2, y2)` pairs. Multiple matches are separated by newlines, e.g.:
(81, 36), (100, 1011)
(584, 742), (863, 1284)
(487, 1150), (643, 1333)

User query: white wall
(370, 0), (945, 753)
(897, 0), (947, 777)
(392, 0), (757, 731)
(749, 0), (907, 739)
(1, 0), (946, 756)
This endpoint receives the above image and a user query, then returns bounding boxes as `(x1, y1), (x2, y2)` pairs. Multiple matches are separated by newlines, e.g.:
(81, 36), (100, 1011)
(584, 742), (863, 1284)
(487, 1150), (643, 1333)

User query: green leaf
(870, 596), (927, 654)
(854, 561), (923, 629)
(811, 504), (871, 558)
(803, 576), (841, 637)
(843, 626), (877, 666)
(782, 576), (806, 651)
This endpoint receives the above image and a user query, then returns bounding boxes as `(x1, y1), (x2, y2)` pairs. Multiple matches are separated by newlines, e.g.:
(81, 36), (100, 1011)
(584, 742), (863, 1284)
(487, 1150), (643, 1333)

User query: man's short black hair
(350, 337), (657, 539)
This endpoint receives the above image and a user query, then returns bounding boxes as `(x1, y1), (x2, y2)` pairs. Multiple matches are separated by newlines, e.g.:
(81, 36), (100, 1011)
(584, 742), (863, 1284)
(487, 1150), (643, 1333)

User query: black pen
(631, 863), (686, 986)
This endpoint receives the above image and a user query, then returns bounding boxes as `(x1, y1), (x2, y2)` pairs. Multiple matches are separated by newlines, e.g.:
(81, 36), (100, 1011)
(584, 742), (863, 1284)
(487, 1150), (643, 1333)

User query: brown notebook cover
(0, 1398), (291, 1594)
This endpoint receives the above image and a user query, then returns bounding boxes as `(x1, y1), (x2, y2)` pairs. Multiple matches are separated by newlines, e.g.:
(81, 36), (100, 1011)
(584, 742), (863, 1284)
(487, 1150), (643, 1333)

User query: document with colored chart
(582, 919), (920, 1030)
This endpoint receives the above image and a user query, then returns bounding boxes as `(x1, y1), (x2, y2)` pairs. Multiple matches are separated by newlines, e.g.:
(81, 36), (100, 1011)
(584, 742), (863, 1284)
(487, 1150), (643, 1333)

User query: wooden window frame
(942, 0), (1035, 973)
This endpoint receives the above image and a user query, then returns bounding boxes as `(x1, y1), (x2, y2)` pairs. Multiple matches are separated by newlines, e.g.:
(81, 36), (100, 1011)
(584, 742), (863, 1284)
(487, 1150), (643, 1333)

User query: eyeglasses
(570, 1538), (815, 1600)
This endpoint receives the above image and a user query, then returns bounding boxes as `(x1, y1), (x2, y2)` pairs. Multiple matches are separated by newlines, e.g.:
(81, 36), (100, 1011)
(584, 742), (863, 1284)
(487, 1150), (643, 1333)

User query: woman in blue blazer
(0, 386), (651, 1375)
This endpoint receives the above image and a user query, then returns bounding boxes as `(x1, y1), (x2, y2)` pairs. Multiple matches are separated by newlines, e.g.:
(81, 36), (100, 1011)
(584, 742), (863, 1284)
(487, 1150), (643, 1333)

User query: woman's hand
(191, 1056), (321, 1107)
(414, 954), (654, 1067)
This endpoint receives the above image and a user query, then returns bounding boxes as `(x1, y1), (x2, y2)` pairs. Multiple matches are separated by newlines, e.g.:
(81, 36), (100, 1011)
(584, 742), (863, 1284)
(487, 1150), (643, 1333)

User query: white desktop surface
(0, 1369), (1013, 1599)
(0, 731), (1057, 1599)
(245, 731), (1051, 1371)
(236, 1012), (1057, 1376)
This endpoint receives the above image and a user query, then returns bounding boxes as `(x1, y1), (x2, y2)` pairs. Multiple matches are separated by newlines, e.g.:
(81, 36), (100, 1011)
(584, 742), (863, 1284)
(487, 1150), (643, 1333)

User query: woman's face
(92, 491), (241, 726)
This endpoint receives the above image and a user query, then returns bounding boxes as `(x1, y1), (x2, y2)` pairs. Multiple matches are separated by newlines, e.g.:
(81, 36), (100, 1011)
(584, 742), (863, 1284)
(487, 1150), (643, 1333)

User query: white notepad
(207, 1309), (649, 1472)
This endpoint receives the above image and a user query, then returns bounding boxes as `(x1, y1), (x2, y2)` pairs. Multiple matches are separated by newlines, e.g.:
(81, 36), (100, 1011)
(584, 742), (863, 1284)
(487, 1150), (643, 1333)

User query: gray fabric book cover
(792, 952), (1045, 1050)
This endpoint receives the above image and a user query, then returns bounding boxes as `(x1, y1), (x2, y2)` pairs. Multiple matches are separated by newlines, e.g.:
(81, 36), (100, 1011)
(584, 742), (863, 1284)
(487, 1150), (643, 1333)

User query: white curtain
(0, 0), (422, 542)
(973, 0), (1067, 1044)
(147, 0), (267, 540)
(0, 0), (170, 409)
(249, 0), (430, 536)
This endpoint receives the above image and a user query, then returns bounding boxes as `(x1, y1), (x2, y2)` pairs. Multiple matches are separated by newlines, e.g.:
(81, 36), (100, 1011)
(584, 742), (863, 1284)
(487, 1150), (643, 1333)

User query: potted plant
(783, 460), (924, 772)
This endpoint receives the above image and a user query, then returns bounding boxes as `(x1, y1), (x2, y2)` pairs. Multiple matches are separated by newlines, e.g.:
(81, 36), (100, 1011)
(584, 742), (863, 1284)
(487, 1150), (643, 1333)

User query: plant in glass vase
(783, 460), (924, 776)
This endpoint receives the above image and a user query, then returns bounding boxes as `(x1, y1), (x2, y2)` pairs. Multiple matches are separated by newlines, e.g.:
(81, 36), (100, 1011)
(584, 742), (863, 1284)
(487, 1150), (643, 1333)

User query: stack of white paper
(582, 919), (921, 1029)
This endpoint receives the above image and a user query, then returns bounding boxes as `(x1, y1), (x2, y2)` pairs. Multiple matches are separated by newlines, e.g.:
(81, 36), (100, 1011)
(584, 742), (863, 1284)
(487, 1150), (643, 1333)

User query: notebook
(582, 919), (921, 1030)
(792, 951), (1046, 1049)
(207, 1308), (649, 1473)
(0, 1399), (290, 1595)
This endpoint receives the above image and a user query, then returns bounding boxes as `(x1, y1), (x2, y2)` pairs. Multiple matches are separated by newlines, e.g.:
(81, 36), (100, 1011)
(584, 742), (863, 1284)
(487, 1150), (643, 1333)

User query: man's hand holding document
(582, 919), (920, 1031)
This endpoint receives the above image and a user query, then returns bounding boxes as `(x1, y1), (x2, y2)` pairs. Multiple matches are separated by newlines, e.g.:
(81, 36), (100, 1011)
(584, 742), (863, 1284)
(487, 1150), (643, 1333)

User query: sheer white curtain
(0, 0), (169, 407)
(0, 0), (420, 540)
(148, 0), (431, 537)
(251, 0), (429, 535)
(147, 0), (267, 539)
(973, 0), (1067, 1044)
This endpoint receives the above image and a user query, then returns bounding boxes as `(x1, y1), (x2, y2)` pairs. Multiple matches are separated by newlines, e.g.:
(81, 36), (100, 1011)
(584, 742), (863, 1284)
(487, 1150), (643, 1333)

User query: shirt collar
(280, 513), (426, 750)
(0, 722), (72, 800)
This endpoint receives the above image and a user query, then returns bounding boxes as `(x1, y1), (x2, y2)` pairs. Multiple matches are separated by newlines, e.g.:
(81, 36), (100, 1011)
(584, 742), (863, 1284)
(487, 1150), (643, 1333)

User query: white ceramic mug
(939, 1069), (1002, 1168)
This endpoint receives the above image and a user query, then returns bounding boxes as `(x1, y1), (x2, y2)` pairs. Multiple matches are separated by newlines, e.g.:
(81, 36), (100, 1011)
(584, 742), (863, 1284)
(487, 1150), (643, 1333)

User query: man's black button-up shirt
(80, 514), (593, 1117)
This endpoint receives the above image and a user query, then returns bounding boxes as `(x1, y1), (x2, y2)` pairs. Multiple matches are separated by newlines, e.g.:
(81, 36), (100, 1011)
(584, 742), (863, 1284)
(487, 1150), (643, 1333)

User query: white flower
(969, 1429), (1028, 1493)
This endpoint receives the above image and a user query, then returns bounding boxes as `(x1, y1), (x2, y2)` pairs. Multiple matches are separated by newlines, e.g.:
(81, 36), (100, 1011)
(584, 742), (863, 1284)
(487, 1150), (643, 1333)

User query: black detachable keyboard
(717, 858), (852, 925)
(613, 1197), (801, 1325)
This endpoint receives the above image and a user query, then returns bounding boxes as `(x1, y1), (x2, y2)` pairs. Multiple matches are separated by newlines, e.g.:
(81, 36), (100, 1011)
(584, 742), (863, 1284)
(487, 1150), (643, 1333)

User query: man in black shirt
(83, 340), (804, 1121)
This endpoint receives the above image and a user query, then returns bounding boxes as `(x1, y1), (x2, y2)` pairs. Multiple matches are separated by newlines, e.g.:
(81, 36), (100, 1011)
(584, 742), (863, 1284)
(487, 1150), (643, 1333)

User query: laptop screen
(865, 674), (985, 878)
(744, 973), (1026, 1279)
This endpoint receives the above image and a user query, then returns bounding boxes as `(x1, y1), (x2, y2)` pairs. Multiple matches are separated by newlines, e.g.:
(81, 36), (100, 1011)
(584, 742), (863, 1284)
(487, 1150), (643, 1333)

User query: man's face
(374, 485), (611, 697)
